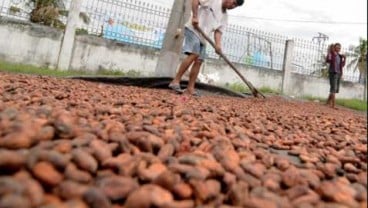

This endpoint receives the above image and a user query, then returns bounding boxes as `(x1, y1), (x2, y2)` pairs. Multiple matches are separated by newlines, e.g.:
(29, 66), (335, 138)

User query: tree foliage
(346, 38), (367, 84)
(27, 0), (89, 29)
(29, 0), (65, 28)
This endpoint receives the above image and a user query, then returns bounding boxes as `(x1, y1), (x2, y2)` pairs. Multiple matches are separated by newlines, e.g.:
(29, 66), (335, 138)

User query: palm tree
(346, 38), (367, 84)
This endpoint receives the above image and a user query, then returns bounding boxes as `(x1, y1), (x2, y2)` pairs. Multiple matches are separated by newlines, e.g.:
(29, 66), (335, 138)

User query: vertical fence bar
(282, 40), (295, 95)
(57, 0), (83, 70)
(155, 0), (190, 77)
(0, 0), (6, 16)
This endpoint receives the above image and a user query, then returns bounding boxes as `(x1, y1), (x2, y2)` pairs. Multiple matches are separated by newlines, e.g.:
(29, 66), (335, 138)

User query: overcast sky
(2, 0), (365, 46)
(154, 0), (367, 47)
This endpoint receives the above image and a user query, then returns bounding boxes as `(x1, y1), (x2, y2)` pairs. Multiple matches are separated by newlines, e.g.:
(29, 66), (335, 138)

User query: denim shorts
(329, 72), (341, 93)
(182, 27), (206, 60)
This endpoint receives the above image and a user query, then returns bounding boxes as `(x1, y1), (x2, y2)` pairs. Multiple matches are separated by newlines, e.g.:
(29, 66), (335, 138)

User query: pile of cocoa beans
(0, 72), (366, 208)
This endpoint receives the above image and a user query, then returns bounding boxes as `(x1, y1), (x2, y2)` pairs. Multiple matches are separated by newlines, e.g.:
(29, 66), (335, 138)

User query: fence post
(155, 0), (190, 77)
(57, 0), (82, 70)
(281, 40), (294, 95)
(363, 59), (367, 101)
(364, 79), (367, 101)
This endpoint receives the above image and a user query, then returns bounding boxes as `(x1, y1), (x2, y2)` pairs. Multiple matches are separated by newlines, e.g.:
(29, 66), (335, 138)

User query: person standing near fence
(168, 0), (244, 96)
(325, 43), (346, 108)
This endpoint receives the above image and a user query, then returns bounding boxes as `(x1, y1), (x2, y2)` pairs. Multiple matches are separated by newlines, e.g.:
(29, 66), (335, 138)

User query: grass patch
(225, 82), (250, 93)
(259, 86), (280, 94)
(95, 68), (129, 76)
(224, 82), (279, 94)
(304, 96), (367, 111)
(0, 60), (140, 77)
(0, 61), (85, 77)
(336, 99), (367, 111)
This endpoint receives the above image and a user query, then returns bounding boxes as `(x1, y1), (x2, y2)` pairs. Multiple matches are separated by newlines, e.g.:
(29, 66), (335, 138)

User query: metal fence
(79, 0), (171, 49)
(0, 0), (362, 82)
(339, 46), (366, 83)
(207, 25), (288, 71)
(0, 0), (71, 25)
(0, 0), (31, 21)
(291, 40), (363, 83)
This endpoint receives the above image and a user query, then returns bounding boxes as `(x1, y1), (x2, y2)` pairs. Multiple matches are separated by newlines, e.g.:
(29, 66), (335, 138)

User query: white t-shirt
(185, 0), (228, 44)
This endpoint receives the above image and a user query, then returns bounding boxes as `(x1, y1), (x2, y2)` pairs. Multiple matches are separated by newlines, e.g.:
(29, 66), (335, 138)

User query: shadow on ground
(69, 76), (251, 98)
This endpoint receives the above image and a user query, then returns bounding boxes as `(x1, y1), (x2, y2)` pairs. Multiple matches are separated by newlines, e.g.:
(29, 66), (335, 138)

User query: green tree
(29, 0), (65, 28)
(346, 38), (367, 84)
(26, 0), (89, 29)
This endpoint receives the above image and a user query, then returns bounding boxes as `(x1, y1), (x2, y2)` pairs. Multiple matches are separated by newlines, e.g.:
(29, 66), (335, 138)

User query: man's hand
(192, 17), (199, 29)
(215, 45), (222, 55)
(192, 0), (199, 29)
(214, 30), (222, 55)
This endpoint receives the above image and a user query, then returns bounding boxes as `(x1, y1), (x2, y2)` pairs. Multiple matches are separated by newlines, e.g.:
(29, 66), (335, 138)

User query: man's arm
(192, 0), (200, 28)
(325, 53), (333, 64)
(341, 54), (346, 67)
(341, 54), (346, 77)
(214, 29), (222, 54)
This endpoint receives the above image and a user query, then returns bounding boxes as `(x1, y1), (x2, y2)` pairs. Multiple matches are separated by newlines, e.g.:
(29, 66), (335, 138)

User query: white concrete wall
(0, 18), (63, 69)
(0, 17), (365, 100)
(70, 36), (160, 76)
(202, 60), (283, 90)
(288, 73), (365, 99)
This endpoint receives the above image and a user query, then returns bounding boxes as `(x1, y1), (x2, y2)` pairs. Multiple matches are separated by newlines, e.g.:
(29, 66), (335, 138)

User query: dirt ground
(0, 72), (367, 208)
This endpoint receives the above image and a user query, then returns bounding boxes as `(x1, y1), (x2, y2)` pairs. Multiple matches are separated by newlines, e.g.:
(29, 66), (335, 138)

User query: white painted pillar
(57, 0), (82, 70)
(282, 40), (294, 95)
(155, 0), (190, 77)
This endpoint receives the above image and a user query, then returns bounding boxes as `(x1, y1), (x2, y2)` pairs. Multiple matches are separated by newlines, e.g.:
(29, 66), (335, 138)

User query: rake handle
(196, 27), (266, 98)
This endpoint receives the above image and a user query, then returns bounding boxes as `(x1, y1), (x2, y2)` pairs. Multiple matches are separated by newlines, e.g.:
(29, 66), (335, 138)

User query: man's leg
(326, 94), (332, 105)
(328, 72), (337, 108)
(331, 74), (341, 109)
(186, 58), (203, 94)
(170, 54), (198, 86)
(331, 75), (341, 109)
(327, 73), (333, 105)
(331, 93), (336, 108)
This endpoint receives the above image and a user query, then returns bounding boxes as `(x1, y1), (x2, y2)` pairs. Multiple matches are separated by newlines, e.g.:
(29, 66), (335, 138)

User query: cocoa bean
(153, 170), (181, 191)
(0, 177), (25, 195)
(34, 125), (55, 142)
(172, 182), (193, 199)
(158, 143), (175, 161)
(138, 163), (167, 181)
(162, 200), (195, 208)
(89, 139), (112, 163)
(83, 187), (111, 208)
(64, 163), (92, 183)
(55, 180), (88, 200)
(0, 132), (32, 149)
(72, 149), (98, 173)
(125, 184), (173, 208)
(21, 178), (44, 207)
(0, 194), (31, 208)
(64, 199), (89, 208)
(0, 150), (25, 171)
(32, 161), (63, 186)
(97, 176), (139, 200)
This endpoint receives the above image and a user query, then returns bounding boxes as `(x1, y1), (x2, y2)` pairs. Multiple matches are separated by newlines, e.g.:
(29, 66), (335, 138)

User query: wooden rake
(196, 27), (266, 98)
